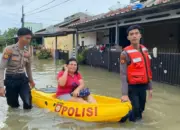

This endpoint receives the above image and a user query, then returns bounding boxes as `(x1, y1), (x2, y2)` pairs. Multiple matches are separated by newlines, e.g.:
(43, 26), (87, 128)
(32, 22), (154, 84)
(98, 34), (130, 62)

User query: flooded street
(0, 55), (180, 130)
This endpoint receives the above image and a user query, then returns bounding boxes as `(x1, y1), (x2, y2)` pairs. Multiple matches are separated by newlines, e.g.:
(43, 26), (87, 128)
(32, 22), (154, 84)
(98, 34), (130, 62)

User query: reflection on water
(0, 56), (180, 130)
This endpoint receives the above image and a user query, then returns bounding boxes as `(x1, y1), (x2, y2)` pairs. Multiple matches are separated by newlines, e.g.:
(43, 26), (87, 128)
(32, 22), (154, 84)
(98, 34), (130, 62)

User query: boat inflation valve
(45, 101), (48, 106)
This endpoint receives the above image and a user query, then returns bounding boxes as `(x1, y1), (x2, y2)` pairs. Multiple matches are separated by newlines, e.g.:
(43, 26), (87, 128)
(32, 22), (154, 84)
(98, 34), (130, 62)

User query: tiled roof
(69, 0), (171, 27)
(68, 13), (106, 27)
(35, 23), (76, 36)
(35, 12), (92, 34)
(35, 27), (74, 35)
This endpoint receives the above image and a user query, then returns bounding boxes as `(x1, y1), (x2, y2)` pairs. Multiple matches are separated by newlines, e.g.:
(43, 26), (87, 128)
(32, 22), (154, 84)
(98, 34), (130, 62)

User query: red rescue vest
(124, 45), (152, 85)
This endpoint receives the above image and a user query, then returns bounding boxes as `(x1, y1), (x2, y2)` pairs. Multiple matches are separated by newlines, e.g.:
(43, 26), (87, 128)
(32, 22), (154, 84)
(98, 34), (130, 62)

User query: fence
(86, 48), (180, 86)
(57, 50), (69, 61)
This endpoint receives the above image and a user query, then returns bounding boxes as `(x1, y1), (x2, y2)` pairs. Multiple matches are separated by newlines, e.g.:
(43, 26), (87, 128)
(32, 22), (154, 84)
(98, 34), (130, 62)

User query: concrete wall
(44, 34), (73, 57)
(57, 34), (73, 56)
(44, 37), (56, 57)
(44, 37), (56, 49)
(97, 30), (109, 45)
(79, 32), (97, 47)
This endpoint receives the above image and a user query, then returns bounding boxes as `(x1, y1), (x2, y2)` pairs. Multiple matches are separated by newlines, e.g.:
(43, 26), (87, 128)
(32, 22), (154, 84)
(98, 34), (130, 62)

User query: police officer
(0, 28), (35, 109)
(120, 25), (153, 122)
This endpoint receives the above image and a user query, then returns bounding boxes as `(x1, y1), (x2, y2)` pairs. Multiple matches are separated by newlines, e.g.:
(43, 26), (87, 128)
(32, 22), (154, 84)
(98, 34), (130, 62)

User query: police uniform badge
(120, 54), (126, 64)
(3, 53), (9, 59)
(121, 60), (125, 64)
(3, 48), (12, 59)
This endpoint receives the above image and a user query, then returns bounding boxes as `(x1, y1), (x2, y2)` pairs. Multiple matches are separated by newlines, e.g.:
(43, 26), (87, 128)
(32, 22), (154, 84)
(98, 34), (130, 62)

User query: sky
(0, 0), (130, 33)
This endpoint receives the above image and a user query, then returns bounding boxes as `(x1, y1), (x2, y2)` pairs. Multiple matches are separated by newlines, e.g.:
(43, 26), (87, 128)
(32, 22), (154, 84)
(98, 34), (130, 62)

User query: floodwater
(0, 55), (180, 130)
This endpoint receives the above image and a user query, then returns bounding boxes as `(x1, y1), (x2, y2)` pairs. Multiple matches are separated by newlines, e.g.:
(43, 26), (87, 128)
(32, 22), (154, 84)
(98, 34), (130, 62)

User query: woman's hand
(72, 88), (80, 97)
(64, 64), (68, 71)
(58, 66), (68, 86)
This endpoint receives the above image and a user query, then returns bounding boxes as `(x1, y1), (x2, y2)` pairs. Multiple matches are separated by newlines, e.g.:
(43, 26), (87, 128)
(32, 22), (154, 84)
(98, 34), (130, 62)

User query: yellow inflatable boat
(31, 87), (132, 122)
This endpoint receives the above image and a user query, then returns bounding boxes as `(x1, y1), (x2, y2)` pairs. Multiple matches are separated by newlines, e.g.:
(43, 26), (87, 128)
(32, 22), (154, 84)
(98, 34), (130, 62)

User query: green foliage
(0, 28), (18, 46)
(0, 35), (6, 46)
(37, 49), (52, 59)
(77, 53), (84, 64)
(60, 59), (66, 64)
(30, 39), (39, 47)
(77, 49), (88, 64)
(3, 28), (18, 44)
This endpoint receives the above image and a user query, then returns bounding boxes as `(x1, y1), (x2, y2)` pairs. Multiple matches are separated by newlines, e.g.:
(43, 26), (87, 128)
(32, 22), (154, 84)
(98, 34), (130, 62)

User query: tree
(3, 27), (18, 44)
(0, 35), (5, 46)
(0, 27), (18, 47)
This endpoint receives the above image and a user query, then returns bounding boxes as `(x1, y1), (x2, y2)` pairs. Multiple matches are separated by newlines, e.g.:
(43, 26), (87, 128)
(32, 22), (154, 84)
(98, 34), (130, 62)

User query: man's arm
(25, 56), (34, 84)
(147, 80), (152, 90)
(0, 47), (12, 88)
(120, 51), (129, 96)
(147, 52), (153, 99)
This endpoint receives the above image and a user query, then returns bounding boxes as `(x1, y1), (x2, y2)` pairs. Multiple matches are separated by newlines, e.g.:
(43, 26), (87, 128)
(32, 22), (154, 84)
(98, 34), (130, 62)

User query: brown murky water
(0, 55), (180, 130)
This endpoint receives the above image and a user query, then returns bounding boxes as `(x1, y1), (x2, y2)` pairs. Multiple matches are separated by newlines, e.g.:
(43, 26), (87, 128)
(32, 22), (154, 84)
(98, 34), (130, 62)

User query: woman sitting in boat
(56, 58), (96, 103)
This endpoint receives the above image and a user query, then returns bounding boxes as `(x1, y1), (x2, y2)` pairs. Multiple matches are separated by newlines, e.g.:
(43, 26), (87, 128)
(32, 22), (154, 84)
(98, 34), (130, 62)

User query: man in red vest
(120, 25), (153, 122)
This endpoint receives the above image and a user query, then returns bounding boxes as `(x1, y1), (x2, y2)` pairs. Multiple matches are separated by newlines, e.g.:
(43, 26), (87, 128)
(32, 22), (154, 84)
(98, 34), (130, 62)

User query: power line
(25, 16), (61, 22)
(26, 17), (61, 22)
(25, 0), (72, 16)
(26, 0), (72, 16)
(25, 0), (57, 14)
(24, 0), (36, 7)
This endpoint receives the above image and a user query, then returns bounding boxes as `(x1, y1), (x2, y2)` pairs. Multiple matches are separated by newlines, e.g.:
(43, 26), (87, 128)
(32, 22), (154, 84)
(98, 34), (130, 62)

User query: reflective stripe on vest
(126, 47), (148, 54)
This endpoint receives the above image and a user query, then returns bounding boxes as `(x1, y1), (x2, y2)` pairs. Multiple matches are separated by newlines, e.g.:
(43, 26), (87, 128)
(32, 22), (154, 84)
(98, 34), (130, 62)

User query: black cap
(126, 25), (142, 35)
(17, 28), (33, 36)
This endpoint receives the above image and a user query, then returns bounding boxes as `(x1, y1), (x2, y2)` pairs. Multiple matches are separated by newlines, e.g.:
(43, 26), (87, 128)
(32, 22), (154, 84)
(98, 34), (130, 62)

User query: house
(68, 0), (180, 86)
(69, 0), (179, 52)
(35, 12), (92, 58)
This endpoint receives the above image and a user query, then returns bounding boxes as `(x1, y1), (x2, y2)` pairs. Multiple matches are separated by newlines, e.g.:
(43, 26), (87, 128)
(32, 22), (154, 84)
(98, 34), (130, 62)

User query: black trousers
(4, 73), (32, 109)
(128, 84), (147, 122)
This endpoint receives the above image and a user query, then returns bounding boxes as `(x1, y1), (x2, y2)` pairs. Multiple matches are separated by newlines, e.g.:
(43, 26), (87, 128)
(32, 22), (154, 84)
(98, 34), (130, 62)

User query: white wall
(79, 32), (97, 47)
(97, 30), (109, 45)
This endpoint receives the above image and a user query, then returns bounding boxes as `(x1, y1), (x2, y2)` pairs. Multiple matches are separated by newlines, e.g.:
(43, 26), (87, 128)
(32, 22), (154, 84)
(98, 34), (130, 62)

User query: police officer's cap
(126, 25), (143, 35)
(17, 28), (33, 36)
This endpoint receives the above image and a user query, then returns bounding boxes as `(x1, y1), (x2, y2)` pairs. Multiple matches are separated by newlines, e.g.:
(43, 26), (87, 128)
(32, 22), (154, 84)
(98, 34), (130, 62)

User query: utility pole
(21, 5), (25, 28)
(75, 29), (79, 59)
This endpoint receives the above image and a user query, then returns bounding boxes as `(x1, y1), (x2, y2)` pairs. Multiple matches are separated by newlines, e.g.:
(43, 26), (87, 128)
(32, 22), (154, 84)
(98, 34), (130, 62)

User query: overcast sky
(0, 0), (130, 33)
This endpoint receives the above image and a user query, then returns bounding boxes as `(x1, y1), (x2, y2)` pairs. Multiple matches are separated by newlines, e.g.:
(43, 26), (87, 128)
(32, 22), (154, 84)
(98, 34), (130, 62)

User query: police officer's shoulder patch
(120, 54), (126, 64)
(3, 53), (9, 59)
(3, 47), (12, 59)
